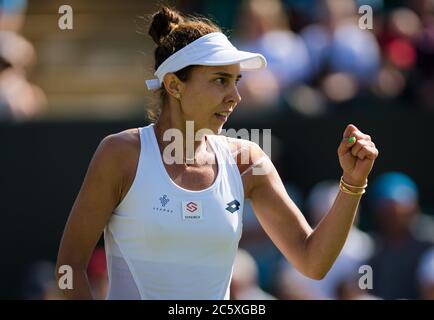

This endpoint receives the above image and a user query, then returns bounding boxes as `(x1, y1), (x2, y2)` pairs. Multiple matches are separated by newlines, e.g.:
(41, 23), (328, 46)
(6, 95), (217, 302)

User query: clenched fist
(338, 124), (379, 187)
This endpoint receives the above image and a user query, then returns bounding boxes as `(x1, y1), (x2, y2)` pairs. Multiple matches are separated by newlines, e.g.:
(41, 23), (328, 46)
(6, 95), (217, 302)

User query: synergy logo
(185, 201), (198, 212)
(182, 201), (203, 220)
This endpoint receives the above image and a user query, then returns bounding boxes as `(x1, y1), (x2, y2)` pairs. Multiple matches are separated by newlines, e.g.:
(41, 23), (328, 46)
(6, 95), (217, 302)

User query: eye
(215, 77), (227, 85)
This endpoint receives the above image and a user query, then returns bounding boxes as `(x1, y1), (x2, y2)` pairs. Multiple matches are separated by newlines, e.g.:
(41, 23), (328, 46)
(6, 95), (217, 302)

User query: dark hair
(146, 6), (221, 121)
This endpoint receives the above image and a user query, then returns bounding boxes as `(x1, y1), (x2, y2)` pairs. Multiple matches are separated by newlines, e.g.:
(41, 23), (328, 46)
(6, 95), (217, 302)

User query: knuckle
(356, 141), (364, 147)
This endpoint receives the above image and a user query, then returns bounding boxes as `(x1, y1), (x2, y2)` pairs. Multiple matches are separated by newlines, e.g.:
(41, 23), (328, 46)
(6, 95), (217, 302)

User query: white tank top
(104, 124), (244, 300)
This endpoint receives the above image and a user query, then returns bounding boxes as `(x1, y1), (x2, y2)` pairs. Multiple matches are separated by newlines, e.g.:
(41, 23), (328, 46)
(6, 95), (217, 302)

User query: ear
(162, 73), (185, 99)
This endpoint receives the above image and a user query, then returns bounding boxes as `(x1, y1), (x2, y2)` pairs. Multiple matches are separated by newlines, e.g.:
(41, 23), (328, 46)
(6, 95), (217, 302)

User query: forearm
(304, 178), (364, 279)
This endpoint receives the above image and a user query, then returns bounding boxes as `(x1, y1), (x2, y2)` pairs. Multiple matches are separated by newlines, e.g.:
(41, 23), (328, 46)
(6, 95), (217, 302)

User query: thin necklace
(185, 140), (209, 166)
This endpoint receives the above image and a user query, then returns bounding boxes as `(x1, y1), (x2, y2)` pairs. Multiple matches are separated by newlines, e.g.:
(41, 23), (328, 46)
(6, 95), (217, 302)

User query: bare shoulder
(95, 128), (139, 170)
(216, 135), (266, 168)
(214, 135), (274, 198)
(99, 128), (140, 158)
(98, 128), (140, 185)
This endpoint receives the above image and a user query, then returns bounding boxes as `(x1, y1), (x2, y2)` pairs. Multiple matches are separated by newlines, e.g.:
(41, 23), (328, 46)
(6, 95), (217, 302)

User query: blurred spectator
(367, 172), (434, 299)
(383, 8), (420, 70)
(0, 0), (27, 32)
(0, 30), (34, 69)
(412, 0), (434, 111)
(87, 247), (109, 300)
(230, 249), (276, 300)
(233, 0), (311, 109)
(276, 262), (325, 299)
(335, 273), (381, 300)
(417, 247), (434, 299)
(373, 6), (421, 101)
(0, 31), (47, 120)
(299, 0), (381, 105)
(19, 260), (64, 300)
(373, 1), (434, 110)
(276, 180), (376, 299)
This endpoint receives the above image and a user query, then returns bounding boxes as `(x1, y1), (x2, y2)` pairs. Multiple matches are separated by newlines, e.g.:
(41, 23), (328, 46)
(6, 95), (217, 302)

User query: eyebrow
(211, 72), (242, 80)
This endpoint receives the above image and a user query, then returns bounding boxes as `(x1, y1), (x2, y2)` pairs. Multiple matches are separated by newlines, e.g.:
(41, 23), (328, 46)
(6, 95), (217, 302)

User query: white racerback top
(104, 123), (244, 300)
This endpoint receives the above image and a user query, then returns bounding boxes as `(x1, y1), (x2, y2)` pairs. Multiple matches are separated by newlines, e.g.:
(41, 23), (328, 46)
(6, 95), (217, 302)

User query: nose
(228, 83), (242, 106)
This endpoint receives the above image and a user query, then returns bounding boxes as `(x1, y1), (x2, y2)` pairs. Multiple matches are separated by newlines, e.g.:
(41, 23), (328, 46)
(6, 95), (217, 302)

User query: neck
(154, 104), (210, 164)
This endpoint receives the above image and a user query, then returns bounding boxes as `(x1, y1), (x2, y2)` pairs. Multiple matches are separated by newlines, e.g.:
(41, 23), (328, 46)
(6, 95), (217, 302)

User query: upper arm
(57, 131), (137, 269)
(242, 143), (314, 275)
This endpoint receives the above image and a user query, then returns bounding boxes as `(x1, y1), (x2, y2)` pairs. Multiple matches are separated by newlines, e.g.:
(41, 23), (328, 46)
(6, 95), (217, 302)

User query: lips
(214, 114), (227, 121)
(214, 110), (231, 121)
(214, 111), (231, 117)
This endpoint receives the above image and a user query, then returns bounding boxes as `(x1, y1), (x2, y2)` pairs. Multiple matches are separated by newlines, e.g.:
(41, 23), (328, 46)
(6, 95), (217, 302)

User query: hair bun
(148, 6), (183, 45)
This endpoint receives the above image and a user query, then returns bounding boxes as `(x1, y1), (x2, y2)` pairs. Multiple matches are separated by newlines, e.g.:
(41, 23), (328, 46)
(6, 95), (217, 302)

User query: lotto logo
(186, 202), (198, 212)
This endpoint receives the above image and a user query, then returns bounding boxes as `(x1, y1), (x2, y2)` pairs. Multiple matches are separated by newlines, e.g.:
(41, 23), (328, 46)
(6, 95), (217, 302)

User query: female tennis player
(56, 6), (379, 300)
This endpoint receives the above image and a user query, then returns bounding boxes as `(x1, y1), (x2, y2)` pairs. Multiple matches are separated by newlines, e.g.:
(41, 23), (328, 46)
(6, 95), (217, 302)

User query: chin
(209, 125), (222, 135)
(215, 126), (223, 135)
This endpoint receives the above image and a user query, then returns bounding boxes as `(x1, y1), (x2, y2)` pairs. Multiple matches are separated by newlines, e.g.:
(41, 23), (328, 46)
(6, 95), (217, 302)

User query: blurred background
(1, 0), (434, 299)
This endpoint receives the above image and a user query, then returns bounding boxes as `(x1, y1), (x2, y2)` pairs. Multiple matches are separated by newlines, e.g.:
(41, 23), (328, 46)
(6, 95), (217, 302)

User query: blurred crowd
(235, 171), (434, 300)
(181, 0), (434, 115)
(19, 170), (434, 300)
(8, 0), (434, 300)
(2, 0), (434, 120)
(0, 0), (46, 120)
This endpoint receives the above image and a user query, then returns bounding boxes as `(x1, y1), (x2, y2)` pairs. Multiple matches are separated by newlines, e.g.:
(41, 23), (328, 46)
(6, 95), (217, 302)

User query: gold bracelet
(340, 176), (368, 189)
(339, 182), (366, 196)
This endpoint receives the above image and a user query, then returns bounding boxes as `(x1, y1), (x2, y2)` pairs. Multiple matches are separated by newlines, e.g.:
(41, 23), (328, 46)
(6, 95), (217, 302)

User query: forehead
(194, 64), (241, 76)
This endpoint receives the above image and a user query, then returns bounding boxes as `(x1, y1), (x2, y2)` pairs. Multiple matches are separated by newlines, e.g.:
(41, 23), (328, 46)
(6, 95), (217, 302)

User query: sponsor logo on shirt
(185, 201), (198, 212)
(153, 194), (173, 213)
(226, 199), (240, 213)
(182, 201), (203, 220)
(160, 194), (170, 207)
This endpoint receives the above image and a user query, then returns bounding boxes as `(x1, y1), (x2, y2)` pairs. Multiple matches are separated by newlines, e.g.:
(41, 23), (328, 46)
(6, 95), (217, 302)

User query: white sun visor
(145, 32), (267, 90)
